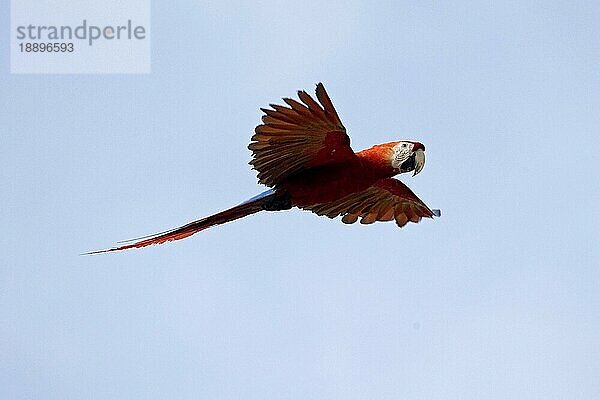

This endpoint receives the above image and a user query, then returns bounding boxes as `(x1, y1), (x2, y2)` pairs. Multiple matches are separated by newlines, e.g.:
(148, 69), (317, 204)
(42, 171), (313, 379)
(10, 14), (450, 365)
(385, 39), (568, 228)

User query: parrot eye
(401, 143), (407, 148)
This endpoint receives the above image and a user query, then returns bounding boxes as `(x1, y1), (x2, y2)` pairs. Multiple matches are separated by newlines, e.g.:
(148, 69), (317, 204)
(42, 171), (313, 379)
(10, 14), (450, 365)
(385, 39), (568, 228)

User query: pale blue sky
(2, 1), (599, 399)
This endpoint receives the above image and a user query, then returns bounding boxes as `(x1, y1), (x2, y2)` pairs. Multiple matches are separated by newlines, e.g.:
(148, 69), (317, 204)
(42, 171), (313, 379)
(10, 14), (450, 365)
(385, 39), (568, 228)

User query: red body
(282, 145), (397, 206)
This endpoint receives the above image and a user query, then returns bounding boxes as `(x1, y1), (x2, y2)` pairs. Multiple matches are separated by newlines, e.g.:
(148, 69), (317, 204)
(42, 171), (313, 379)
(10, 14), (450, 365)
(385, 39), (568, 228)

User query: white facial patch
(391, 142), (413, 170)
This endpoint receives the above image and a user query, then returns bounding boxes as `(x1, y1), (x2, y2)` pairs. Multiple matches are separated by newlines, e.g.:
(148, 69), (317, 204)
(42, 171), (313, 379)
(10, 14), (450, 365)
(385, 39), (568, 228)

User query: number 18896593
(19, 42), (74, 52)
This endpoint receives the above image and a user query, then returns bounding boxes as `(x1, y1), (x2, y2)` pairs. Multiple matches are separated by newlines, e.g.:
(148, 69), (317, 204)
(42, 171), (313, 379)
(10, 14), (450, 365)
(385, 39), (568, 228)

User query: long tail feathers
(84, 192), (274, 254)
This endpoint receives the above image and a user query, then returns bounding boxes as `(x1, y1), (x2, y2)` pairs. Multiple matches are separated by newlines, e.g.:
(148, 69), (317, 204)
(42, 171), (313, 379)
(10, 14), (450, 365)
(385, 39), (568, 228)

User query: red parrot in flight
(87, 83), (439, 254)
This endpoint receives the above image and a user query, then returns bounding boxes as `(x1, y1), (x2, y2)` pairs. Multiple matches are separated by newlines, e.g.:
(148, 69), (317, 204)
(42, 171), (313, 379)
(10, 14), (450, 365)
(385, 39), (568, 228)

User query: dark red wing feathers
(249, 83), (355, 187)
(305, 178), (435, 227)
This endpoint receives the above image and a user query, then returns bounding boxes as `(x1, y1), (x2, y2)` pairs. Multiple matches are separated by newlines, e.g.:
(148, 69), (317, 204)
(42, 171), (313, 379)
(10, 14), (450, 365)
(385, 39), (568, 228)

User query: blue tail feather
(240, 189), (275, 205)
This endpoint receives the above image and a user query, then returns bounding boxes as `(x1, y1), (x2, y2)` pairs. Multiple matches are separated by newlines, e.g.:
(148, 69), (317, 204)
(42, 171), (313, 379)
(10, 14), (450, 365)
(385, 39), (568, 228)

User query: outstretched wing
(305, 178), (438, 227)
(249, 83), (355, 187)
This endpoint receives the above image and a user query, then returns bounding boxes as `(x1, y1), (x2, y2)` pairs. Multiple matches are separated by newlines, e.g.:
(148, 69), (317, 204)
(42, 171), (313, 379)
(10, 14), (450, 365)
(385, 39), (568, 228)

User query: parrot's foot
(263, 191), (292, 211)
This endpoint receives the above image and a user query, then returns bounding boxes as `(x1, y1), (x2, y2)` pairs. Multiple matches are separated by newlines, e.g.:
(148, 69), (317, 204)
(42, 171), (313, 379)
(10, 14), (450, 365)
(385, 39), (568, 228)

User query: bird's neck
(356, 144), (397, 178)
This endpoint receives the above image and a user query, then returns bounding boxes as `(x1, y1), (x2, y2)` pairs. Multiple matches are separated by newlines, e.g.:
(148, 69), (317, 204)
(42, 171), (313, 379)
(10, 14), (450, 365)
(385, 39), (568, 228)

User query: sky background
(2, 1), (599, 399)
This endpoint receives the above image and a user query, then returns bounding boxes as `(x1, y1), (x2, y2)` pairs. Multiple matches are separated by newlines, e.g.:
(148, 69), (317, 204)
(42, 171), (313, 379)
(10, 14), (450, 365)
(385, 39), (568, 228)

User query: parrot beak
(397, 146), (426, 176)
(413, 148), (425, 176)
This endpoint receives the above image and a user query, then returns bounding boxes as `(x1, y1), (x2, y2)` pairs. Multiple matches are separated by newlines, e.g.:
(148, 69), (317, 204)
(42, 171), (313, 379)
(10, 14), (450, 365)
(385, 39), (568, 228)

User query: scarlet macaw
(88, 83), (439, 254)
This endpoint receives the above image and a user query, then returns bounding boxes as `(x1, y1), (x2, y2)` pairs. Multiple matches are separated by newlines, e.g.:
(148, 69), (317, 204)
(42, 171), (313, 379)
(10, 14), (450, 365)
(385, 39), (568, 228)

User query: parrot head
(390, 141), (426, 176)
